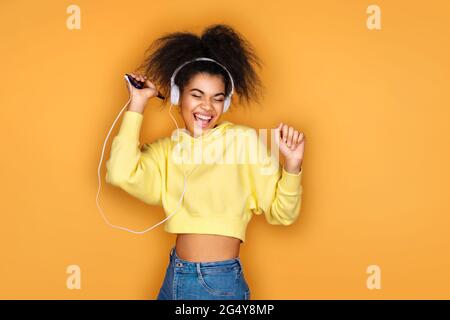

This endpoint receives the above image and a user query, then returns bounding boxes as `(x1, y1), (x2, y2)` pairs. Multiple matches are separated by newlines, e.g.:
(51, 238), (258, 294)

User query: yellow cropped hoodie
(105, 110), (303, 243)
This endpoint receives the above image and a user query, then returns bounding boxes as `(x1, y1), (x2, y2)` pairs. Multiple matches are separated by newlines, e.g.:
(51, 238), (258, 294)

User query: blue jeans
(157, 246), (251, 300)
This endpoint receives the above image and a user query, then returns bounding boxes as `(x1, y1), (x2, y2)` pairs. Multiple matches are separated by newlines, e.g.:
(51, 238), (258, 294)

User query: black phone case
(125, 74), (165, 100)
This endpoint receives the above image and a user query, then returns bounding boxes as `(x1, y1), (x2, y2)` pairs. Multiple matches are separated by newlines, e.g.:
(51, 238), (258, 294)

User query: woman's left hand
(276, 122), (306, 173)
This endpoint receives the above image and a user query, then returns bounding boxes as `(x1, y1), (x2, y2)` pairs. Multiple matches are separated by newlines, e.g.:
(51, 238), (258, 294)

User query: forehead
(186, 73), (225, 90)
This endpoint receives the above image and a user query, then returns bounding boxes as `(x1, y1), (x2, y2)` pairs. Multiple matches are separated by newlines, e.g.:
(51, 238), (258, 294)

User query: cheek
(214, 104), (224, 115)
(180, 107), (195, 123)
(181, 97), (197, 111)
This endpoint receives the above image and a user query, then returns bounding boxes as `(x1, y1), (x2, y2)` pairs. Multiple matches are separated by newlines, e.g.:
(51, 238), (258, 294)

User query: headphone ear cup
(170, 85), (180, 105)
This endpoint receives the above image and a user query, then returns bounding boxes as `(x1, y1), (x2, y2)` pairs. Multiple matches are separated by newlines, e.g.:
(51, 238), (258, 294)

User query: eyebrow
(190, 88), (225, 97)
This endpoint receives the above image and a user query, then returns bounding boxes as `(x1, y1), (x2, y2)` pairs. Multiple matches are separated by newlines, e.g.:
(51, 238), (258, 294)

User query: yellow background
(1, 0), (449, 299)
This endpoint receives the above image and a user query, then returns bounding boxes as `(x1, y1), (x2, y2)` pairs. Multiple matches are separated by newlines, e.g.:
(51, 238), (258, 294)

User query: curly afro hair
(136, 23), (265, 110)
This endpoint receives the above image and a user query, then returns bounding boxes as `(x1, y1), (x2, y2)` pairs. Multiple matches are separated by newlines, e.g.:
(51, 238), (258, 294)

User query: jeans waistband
(169, 246), (243, 272)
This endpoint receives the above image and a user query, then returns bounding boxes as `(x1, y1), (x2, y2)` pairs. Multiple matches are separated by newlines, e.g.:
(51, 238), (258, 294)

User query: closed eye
(192, 94), (223, 102)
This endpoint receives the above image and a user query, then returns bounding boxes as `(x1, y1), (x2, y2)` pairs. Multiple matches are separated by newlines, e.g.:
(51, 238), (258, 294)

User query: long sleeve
(105, 111), (164, 206)
(249, 130), (303, 225)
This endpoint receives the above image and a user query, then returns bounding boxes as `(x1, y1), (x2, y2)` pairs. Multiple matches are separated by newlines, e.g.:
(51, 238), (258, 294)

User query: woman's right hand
(125, 73), (159, 113)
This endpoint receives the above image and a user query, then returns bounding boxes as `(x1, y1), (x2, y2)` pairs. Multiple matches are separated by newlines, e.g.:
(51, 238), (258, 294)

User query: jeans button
(176, 262), (183, 267)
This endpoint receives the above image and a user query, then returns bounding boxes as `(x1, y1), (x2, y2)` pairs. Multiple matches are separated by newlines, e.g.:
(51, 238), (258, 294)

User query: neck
(185, 123), (219, 138)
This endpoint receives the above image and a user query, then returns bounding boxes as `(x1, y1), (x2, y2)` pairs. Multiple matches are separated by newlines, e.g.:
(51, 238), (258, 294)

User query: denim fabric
(157, 246), (251, 300)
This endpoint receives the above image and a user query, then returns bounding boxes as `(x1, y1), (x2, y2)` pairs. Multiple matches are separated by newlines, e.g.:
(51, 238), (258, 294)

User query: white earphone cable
(95, 92), (196, 234)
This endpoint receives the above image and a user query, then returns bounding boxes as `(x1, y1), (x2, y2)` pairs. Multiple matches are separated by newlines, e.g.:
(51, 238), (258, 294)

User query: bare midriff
(175, 234), (242, 262)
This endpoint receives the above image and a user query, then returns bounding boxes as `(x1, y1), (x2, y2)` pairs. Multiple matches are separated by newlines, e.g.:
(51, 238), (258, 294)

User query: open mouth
(193, 113), (214, 127)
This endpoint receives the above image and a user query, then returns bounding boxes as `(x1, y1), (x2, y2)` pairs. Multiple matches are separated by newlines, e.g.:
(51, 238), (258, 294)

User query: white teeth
(194, 114), (212, 121)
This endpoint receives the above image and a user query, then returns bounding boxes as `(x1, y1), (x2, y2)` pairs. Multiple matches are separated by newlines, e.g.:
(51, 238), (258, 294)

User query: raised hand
(125, 73), (159, 114)
(276, 122), (306, 174)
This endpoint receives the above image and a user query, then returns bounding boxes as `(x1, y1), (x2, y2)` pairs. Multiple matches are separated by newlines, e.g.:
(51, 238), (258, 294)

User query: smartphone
(124, 74), (165, 100)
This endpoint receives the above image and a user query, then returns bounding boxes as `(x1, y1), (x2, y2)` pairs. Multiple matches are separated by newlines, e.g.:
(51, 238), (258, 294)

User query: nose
(199, 101), (213, 111)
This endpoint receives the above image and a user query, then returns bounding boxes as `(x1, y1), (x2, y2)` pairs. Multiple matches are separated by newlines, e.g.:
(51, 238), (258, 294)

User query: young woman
(105, 24), (306, 300)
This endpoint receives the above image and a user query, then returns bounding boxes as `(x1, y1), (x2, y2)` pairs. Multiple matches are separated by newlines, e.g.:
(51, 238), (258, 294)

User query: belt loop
(196, 262), (202, 279)
(170, 246), (177, 263)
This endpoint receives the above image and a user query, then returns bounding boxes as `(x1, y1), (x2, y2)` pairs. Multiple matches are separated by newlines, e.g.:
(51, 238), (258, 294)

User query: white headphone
(96, 57), (235, 234)
(170, 57), (235, 113)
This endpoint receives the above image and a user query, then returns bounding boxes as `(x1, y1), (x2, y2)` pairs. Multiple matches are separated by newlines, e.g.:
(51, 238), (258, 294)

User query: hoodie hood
(169, 120), (234, 167)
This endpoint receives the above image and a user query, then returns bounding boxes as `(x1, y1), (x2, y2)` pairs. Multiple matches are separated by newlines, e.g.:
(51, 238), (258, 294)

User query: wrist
(284, 159), (302, 174)
(127, 104), (145, 114)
